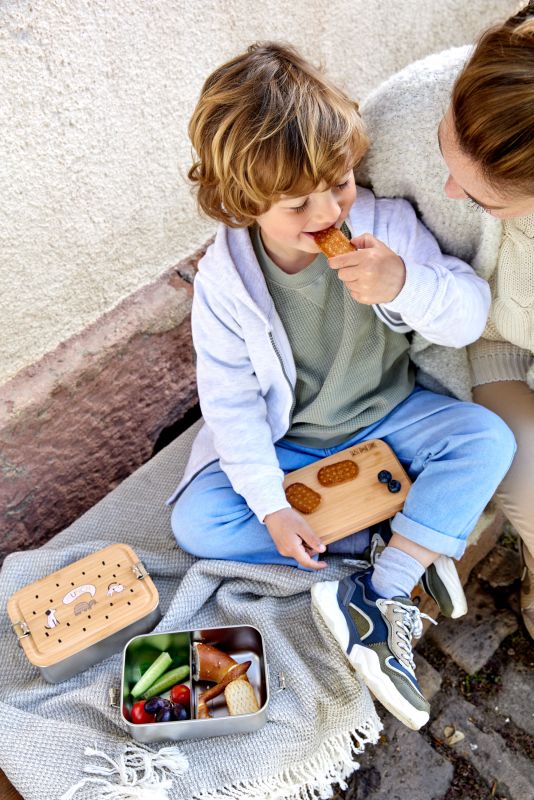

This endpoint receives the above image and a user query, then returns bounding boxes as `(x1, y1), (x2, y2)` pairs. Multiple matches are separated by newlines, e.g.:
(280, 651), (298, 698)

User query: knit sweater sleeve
(468, 338), (532, 386)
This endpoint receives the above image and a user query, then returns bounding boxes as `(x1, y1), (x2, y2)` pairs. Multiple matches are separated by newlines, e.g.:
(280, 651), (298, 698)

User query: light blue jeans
(171, 387), (516, 566)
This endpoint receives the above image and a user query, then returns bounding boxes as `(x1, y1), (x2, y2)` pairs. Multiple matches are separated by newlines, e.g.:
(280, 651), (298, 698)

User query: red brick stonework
(0, 246), (209, 562)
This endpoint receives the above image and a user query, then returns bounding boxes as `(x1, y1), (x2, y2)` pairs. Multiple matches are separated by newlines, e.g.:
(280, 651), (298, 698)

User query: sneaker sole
(431, 556), (467, 619)
(311, 580), (429, 731)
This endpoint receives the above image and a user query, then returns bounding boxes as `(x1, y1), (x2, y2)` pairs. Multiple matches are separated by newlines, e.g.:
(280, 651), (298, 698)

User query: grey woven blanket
(0, 421), (380, 800)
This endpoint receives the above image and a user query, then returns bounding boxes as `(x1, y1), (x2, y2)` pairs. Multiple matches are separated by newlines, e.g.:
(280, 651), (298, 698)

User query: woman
(358, 1), (534, 638)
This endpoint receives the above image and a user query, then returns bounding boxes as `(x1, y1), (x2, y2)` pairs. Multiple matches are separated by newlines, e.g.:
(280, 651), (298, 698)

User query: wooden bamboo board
(282, 439), (411, 544)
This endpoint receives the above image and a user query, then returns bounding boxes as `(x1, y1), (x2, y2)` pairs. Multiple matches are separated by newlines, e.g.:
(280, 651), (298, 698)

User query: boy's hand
(328, 232), (406, 304)
(264, 508), (327, 570)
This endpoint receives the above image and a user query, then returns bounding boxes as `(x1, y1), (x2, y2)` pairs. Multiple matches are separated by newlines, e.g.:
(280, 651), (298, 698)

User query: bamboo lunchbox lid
(7, 544), (159, 669)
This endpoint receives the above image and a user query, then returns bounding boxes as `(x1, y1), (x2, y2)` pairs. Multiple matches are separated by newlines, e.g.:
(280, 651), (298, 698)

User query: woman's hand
(328, 232), (406, 304)
(264, 507), (327, 570)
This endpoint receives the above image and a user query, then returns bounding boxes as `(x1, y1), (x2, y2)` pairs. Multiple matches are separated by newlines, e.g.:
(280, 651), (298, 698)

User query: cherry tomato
(131, 700), (155, 724)
(170, 684), (191, 707)
(122, 704), (131, 721)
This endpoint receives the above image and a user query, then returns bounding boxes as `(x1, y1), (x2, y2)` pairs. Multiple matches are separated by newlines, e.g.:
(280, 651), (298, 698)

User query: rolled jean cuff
(391, 511), (468, 560)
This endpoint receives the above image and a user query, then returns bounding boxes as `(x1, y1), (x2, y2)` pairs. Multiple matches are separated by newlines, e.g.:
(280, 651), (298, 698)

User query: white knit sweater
(358, 45), (534, 395)
(468, 213), (534, 385)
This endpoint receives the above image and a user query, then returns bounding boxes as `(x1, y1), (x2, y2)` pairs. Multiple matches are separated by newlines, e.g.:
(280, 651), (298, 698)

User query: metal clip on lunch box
(7, 544), (161, 683)
(118, 625), (271, 742)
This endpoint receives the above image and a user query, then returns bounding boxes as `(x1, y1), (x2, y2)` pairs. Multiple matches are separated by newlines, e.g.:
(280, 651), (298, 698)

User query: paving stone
(494, 663), (534, 736)
(477, 544), (521, 588)
(414, 652), (442, 700)
(427, 582), (518, 674)
(350, 717), (453, 800)
(431, 696), (534, 800)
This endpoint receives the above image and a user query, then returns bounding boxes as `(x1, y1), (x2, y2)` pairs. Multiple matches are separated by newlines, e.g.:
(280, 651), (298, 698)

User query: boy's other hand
(328, 232), (406, 304)
(264, 507), (327, 570)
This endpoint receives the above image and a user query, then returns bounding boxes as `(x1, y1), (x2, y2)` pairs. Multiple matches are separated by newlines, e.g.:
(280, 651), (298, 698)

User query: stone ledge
(0, 244), (209, 560)
(0, 771), (22, 800)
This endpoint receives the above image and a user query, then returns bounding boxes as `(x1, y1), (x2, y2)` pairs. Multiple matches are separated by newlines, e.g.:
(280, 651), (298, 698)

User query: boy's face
(255, 170), (357, 271)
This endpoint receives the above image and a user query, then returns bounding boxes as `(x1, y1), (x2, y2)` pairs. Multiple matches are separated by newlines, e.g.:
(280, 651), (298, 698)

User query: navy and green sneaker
(357, 522), (468, 619)
(420, 555), (467, 619)
(311, 567), (435, 730)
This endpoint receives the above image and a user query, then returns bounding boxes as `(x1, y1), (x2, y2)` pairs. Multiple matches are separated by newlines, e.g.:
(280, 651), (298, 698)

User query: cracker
(311, 226), (356, 257)
(317, 459), (359, 487)
(285, 482), (322, 514)
(224, 676), (260, 716)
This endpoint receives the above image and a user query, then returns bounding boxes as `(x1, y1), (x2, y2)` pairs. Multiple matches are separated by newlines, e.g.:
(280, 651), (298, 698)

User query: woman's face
(438, 107), (534, 220)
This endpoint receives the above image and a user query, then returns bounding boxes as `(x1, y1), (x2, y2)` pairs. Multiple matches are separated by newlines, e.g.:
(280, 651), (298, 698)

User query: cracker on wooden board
(317, 459), (359, 487)
(285, 482), (322, 514)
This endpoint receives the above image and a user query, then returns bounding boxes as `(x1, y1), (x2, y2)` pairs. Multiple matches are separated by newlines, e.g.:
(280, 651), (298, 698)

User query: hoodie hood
(196, 186), (378, 320)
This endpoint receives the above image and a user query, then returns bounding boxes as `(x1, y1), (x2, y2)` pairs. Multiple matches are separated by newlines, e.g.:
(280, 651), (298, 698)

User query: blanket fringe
(60, 742), (188, 800)
(193, 718), (381, 800)
(59, 717), (379, 800)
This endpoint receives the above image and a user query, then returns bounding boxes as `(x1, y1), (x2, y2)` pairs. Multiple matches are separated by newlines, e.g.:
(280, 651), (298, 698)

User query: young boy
(168, 43), (516, 730)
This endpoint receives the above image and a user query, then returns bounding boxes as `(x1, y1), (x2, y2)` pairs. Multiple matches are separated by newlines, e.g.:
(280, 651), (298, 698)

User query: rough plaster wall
(0, 0), (522, 383)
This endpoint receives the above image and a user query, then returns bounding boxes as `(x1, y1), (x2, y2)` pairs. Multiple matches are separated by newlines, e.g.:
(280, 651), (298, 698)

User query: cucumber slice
(131, 652), (172, 699)
(143, 665), (190, 699)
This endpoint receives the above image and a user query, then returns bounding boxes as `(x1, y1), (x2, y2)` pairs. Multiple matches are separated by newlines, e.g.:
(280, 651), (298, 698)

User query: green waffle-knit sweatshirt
(251, 223), (415, 448)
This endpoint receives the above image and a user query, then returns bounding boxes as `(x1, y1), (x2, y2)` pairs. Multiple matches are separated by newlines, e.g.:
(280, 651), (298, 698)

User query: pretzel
(193, 643), (242, 684)
(193, 642), (254, 719)
(317, 459), (359, 487)
(285, 482), (322, 514)
(311, 226), (356, 257)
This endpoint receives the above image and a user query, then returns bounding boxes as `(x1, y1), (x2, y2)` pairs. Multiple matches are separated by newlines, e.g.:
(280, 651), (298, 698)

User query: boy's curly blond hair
(188, 42), (369, 227)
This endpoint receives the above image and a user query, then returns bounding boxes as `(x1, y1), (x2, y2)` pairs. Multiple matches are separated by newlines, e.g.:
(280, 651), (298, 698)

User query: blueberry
(171, 702), (188, 721)
(377, 470), (392, 484)
(155, 706), (173, 722)
(388, 479), (401, 493)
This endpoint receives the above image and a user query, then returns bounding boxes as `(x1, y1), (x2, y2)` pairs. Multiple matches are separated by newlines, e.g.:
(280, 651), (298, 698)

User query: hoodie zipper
(171, 333), (294, 506)
(268, 331), (296, 422)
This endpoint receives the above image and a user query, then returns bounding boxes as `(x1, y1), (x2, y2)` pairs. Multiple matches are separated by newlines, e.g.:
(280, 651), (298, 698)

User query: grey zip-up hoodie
(169, 187), (490, 521)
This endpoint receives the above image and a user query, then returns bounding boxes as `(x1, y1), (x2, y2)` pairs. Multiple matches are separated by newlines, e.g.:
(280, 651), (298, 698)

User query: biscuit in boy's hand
(311, 226), (356, 257)
(317, 459), (359, 486)
(285, 482), (322, 514)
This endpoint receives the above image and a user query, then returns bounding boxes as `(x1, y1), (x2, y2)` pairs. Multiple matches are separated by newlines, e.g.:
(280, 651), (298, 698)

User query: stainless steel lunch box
(117, 625), (270, 742)
(7, 544), (161, 683)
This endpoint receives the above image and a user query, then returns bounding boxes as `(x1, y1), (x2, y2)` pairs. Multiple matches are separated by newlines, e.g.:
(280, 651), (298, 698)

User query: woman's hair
(188, 42), (368, 226)
(451, 1), (534, 197)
